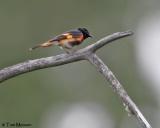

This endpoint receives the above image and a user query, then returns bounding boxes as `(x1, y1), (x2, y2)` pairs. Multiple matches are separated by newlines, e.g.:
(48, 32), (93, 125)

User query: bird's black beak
(89, 34), (93, 38)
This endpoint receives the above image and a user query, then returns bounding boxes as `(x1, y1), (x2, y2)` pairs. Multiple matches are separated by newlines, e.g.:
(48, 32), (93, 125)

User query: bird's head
(78, 28), (92, 39)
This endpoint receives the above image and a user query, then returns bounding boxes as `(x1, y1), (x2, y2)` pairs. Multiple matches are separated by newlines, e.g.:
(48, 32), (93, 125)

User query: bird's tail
(29, 41), (54, 51)
(29, 44), (41, 51)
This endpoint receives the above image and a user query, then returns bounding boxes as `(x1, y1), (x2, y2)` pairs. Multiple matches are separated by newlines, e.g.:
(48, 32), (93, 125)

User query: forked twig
(0, 31), (152, 128)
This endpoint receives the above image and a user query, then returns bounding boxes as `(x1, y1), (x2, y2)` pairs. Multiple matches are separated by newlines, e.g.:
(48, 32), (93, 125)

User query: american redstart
(29, 28), (92, 53)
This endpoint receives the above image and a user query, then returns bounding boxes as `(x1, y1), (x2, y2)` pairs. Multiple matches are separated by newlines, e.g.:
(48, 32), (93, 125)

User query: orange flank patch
(66, 34), (73, 39)
(59, 38), (74, 46)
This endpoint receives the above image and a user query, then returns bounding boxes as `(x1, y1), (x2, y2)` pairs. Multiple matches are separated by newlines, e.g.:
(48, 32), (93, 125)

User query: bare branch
(86, 53), (152, 128)
(0, 53), (84, 83)
(0, 30), (152, 128)
(87, 30), (133, 52)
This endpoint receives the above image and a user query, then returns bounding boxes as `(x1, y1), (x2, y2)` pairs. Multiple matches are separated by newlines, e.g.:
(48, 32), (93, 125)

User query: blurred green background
(0, 0), (158, 128)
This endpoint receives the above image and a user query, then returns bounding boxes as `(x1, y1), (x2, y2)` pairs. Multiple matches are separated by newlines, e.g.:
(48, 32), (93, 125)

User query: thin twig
(0, 31), (152, 128)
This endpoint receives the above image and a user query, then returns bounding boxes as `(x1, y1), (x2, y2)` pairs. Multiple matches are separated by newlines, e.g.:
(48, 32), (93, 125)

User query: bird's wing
(49, 30), (83, 42)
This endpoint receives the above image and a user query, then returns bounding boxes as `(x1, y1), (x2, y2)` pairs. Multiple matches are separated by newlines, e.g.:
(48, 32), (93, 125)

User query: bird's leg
(59, 43), (77, 54)
(59, 46), (72, 54)
(64, 48), (72, 54)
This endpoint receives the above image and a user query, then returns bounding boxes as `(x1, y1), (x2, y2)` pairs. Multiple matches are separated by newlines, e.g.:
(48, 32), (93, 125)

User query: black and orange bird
(29, 28), (92, 53)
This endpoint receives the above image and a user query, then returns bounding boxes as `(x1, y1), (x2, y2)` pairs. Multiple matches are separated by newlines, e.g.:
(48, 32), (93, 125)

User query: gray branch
(87, 53), (151, 128)
(0, 31), (152, 128)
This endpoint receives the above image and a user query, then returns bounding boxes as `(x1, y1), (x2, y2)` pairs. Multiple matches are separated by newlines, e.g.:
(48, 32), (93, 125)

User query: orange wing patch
(63, 33), (73, 39)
